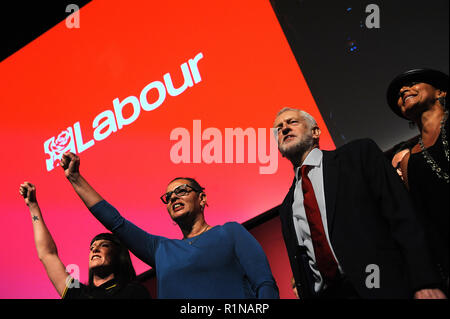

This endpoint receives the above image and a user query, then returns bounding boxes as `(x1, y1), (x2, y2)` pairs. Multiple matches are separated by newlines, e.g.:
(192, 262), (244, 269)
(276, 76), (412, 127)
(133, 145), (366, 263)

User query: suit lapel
(279, 177), (297, 237)
(281, 177), (296, 217)
(322, 150), (339, 236)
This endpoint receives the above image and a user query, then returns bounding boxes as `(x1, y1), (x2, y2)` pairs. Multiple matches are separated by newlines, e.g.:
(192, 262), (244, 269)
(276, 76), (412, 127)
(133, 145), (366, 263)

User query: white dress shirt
(292, 148), (343, 293)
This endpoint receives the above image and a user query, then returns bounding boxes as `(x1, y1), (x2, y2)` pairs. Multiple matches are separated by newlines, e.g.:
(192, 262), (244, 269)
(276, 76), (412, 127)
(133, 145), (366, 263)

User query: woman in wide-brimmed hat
(387, 68), (449, 295)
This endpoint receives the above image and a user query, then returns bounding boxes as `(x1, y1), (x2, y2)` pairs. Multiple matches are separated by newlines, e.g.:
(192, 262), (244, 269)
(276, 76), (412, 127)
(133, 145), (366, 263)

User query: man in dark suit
(273, 107), (446, 299)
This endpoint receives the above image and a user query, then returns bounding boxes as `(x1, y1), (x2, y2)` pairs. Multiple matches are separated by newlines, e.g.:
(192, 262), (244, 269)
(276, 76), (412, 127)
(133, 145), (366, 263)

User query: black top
(408, 120), (449, 290)
(63, 277), (151, 299)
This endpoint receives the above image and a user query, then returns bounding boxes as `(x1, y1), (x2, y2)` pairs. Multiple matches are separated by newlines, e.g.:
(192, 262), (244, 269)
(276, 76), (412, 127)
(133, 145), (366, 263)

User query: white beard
(278, 133), (315, 161)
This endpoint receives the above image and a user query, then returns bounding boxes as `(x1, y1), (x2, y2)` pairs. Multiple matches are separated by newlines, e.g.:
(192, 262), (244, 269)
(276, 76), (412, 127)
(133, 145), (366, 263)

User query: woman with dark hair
(386, 68), (449, 295)
(19, 182), (150, 299)
(59, 152), (279, 299)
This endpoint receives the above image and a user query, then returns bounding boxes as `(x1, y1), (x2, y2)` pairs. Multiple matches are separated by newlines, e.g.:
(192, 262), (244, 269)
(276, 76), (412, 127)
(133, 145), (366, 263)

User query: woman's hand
(19, 181), (37, 207)
(60, 152), (103, 209)
(414, 288), (447, 299)
(60, 152), (80, 182)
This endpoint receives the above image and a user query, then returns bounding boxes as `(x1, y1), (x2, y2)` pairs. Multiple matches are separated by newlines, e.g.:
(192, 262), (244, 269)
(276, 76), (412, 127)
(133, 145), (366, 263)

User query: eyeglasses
(160, 184), (203, 204)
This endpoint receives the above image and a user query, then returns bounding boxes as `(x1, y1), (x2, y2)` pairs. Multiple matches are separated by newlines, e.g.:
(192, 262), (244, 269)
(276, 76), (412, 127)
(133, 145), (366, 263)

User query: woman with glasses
(60, 151), (279, 299)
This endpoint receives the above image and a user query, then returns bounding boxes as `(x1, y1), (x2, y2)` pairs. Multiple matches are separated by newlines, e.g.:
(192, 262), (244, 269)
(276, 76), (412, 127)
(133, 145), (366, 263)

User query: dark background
(270, 0), (449, 151)
(1, 0), (448, 151)
(0, 1), (91, 62)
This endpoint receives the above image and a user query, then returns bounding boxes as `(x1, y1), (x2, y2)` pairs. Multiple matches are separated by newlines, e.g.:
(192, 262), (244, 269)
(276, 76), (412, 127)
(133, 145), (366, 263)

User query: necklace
(418, 110), (449, 183)
(184, 224), (210, 245)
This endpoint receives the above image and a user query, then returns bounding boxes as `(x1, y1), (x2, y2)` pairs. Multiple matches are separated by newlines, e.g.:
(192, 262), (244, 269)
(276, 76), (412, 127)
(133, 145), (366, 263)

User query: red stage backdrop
(0, 0), (334, 298)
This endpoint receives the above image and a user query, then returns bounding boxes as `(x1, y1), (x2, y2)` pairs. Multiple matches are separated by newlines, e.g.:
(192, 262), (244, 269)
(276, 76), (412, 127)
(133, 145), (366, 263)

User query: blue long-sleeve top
(90, 200), (279, 299)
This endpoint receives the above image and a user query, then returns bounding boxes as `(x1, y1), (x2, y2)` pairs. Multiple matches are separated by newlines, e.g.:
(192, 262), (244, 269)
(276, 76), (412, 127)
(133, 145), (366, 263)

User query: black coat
(279, 139), (441, 298)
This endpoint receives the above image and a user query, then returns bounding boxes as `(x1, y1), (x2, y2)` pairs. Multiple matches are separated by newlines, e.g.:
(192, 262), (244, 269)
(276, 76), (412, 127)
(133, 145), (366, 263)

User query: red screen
(0, 0), (334, 298)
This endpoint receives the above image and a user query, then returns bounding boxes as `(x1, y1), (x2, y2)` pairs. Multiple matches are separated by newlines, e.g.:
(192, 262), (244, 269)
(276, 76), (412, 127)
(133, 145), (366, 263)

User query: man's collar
(294, 148), (323, 179)
(303, 147), (322, 167)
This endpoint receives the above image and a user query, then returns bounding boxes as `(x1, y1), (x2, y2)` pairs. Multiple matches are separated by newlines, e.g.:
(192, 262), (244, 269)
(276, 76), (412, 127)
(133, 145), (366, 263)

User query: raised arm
(19, 182), (69, 297)
(60, 152), (103, 209)
(60, 152), (162, 267)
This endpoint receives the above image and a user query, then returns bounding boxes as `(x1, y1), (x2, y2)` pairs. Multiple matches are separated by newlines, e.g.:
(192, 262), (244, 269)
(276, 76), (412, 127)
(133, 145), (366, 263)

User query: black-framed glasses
(160, 184), (203, 204)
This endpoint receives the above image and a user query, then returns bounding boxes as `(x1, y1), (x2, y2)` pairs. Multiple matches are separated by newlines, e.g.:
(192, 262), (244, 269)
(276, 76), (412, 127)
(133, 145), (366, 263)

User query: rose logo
(44, 127), (76, 171)
(50, 131), (73, 154)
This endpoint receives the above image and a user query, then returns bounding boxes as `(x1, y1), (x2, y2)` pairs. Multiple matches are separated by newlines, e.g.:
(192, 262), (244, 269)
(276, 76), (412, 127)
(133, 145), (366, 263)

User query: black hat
(386, 68), (448, 119)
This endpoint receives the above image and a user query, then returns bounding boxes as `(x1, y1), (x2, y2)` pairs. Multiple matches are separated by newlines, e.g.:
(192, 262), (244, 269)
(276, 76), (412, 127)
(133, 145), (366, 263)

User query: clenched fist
(19, 182), (37, 207)
(60, 152), (80, 181)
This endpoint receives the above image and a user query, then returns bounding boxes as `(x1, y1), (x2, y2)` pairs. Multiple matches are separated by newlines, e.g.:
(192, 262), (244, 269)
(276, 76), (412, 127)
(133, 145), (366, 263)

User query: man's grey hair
(275, 107), (318, 129)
